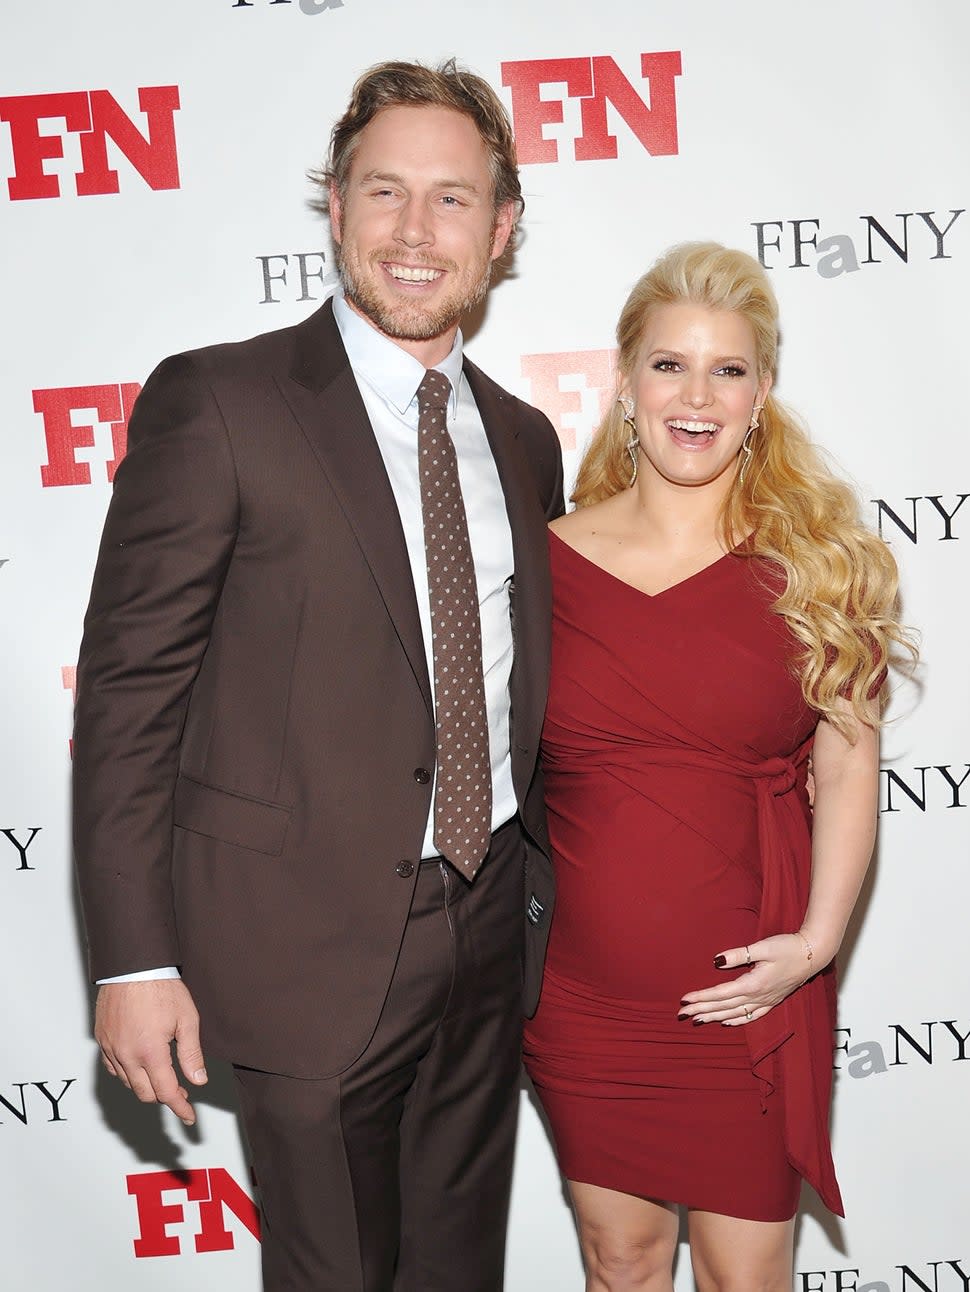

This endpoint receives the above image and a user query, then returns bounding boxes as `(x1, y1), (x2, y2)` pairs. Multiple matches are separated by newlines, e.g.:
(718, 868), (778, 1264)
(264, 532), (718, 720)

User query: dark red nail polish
(693, 1018), (705, 1026)
(713, 954), (727, 968)
(677, 1012), (689, 1021)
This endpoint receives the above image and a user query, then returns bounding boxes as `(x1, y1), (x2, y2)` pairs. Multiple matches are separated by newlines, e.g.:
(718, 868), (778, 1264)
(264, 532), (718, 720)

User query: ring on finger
(744, 945), (751, 965)
(744, 1007), (753, 1022)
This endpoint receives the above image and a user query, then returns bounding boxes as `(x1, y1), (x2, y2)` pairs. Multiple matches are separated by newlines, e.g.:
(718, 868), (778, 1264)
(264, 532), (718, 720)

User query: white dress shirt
(99, 294), (517, 982)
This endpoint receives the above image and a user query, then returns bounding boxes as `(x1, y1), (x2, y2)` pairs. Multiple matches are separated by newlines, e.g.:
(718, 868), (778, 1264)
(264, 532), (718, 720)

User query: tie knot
(418, 369), (451, 420)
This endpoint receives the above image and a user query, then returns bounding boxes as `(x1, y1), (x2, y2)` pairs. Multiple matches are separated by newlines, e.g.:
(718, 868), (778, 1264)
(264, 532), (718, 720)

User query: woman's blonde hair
(573, 241), (916, 738)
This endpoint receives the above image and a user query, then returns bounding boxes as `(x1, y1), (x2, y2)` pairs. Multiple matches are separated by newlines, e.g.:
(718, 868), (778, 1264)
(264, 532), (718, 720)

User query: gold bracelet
(795, 929), (814, 964)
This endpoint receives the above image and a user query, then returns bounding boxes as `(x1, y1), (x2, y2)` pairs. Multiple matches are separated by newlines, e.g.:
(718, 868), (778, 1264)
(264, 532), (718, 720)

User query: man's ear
(490, 201), (515, 262)
(328, 184), (343, 245)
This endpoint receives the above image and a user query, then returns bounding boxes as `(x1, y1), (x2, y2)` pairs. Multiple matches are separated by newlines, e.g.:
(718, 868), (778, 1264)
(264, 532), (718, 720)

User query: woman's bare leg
(569, 1180), (679, 1292)
(688, 1209), (795, 1292)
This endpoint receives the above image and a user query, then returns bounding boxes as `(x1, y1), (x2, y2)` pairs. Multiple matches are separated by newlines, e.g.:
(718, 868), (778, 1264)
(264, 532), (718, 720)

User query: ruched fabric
(523, 532), (843, 1221)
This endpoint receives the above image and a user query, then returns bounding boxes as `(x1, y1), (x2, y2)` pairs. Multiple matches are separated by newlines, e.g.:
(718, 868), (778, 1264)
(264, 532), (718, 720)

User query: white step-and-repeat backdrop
(2, 2), (967, 1287)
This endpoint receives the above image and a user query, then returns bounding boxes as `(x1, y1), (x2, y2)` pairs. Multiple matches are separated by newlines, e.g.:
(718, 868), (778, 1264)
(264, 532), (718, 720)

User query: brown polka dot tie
(417, 369), (492, 878)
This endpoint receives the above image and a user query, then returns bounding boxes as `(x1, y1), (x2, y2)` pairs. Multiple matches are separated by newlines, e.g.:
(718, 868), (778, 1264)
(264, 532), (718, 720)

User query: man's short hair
(310, 58), (524, 223)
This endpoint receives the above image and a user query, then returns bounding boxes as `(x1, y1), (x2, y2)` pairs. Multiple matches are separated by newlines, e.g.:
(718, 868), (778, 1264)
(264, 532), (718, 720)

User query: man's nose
(394, 196), (433, 247)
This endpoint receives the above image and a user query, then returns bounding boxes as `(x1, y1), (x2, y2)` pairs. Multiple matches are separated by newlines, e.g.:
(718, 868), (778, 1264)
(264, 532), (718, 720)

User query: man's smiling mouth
(384, 263), (444, 283)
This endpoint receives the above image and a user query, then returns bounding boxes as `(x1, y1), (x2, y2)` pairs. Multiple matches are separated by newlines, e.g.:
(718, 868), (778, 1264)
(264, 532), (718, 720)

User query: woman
(522, 243), (914, 1291)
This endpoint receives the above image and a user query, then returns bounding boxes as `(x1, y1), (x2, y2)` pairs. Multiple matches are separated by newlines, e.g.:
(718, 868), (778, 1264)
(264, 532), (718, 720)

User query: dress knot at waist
(545, 738), (812, 797)
(759, 757), (799, 797)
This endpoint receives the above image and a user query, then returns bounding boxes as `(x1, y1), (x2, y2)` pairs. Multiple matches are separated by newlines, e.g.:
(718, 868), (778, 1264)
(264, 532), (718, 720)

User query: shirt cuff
(97, 966), (181, 984)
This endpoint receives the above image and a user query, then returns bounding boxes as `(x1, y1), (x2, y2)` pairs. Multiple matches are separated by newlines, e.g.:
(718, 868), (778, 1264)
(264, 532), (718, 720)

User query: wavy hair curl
(573, 242), (916, 738)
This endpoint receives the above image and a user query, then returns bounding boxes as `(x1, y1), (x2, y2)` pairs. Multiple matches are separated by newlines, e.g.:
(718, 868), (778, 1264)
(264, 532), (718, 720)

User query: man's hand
(95, 979), (207, 1126)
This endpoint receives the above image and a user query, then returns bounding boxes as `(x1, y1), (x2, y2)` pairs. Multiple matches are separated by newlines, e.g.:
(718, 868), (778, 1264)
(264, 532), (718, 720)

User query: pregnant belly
(544, 774), (761, 1006)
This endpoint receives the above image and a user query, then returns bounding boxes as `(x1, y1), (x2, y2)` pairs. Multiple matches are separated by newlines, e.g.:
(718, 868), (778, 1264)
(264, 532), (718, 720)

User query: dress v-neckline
(549, 527), (735, 602)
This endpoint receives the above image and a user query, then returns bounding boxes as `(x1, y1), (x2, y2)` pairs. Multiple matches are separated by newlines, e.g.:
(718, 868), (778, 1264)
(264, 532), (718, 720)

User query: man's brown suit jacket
(73, 299), (564, 1078)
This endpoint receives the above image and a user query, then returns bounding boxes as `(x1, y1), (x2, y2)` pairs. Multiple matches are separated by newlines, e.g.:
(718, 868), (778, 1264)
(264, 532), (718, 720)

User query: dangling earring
(619, 397), (639, 486)
(738, 404), (762, 486)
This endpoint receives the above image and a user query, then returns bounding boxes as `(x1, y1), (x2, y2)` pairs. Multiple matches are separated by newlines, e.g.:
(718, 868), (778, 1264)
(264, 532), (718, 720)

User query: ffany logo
(0, 1079), (76, 1123)
(880, 764), (969, 814)
(231, 0), (345, 11)
(33, 384), (139, 487)
(797, 1260), (969, 1292)
(128, 1168), (260, 1257)
(2, 828), (41, 872)
(520, 349), (617, 451)
(871, 494), (968, 544)
(257, 251), (334, 304)
(753, 209), (963, 276)
(501, 54), (682, 165)
(0, 87), (180, 201)
(835, 1018), (970, 1078)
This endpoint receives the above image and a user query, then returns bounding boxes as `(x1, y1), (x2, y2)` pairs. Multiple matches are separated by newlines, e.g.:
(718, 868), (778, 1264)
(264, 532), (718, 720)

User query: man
(73, 60), (563, 1291)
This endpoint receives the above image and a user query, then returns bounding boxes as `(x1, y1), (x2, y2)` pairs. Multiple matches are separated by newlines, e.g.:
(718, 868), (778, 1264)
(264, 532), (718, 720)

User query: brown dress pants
(233, 821), (526, 1291)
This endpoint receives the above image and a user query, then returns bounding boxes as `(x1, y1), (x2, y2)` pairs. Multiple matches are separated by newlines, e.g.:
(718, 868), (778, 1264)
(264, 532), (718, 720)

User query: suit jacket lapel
(274, 303), (551, 789)
(465, 360), (553, 799)
(277, 300), (433, 716)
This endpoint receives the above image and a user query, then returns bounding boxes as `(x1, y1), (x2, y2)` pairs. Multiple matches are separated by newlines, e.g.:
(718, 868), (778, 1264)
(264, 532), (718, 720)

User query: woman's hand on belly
(677, 933), (816, 1026)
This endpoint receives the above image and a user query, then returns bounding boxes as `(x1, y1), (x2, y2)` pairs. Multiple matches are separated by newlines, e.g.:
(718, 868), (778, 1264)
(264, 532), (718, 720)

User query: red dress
(522, 531), (844, 1221)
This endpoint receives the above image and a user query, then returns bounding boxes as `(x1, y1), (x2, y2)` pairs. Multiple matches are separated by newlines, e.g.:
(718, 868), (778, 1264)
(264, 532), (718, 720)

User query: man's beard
(337, 245), (494, 342)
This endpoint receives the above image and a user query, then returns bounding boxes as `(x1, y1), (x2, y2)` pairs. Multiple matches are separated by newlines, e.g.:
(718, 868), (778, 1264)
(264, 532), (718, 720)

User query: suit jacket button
(395, 860), (415, 878)
(413, 767), (431, 784)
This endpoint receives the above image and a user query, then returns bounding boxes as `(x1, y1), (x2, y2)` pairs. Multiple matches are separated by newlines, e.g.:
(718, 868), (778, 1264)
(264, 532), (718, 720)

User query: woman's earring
(738, 404), (763, 486)
(626, 436), (640, 485)
(619, 398), (639, 485)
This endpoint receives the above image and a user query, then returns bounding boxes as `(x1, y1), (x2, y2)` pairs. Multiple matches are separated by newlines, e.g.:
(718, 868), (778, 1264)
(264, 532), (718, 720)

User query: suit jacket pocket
(173, 774), (291, 856)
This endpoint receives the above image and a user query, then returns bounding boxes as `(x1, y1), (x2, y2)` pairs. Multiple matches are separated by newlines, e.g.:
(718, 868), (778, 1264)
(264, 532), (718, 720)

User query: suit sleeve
(544, 420), (566, 522)
(526, 406), (565, 521)
(73, 353), (240, 981)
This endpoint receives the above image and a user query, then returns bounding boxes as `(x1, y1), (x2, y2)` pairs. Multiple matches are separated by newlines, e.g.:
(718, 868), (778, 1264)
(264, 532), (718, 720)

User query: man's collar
(332, 290), (464, 415)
